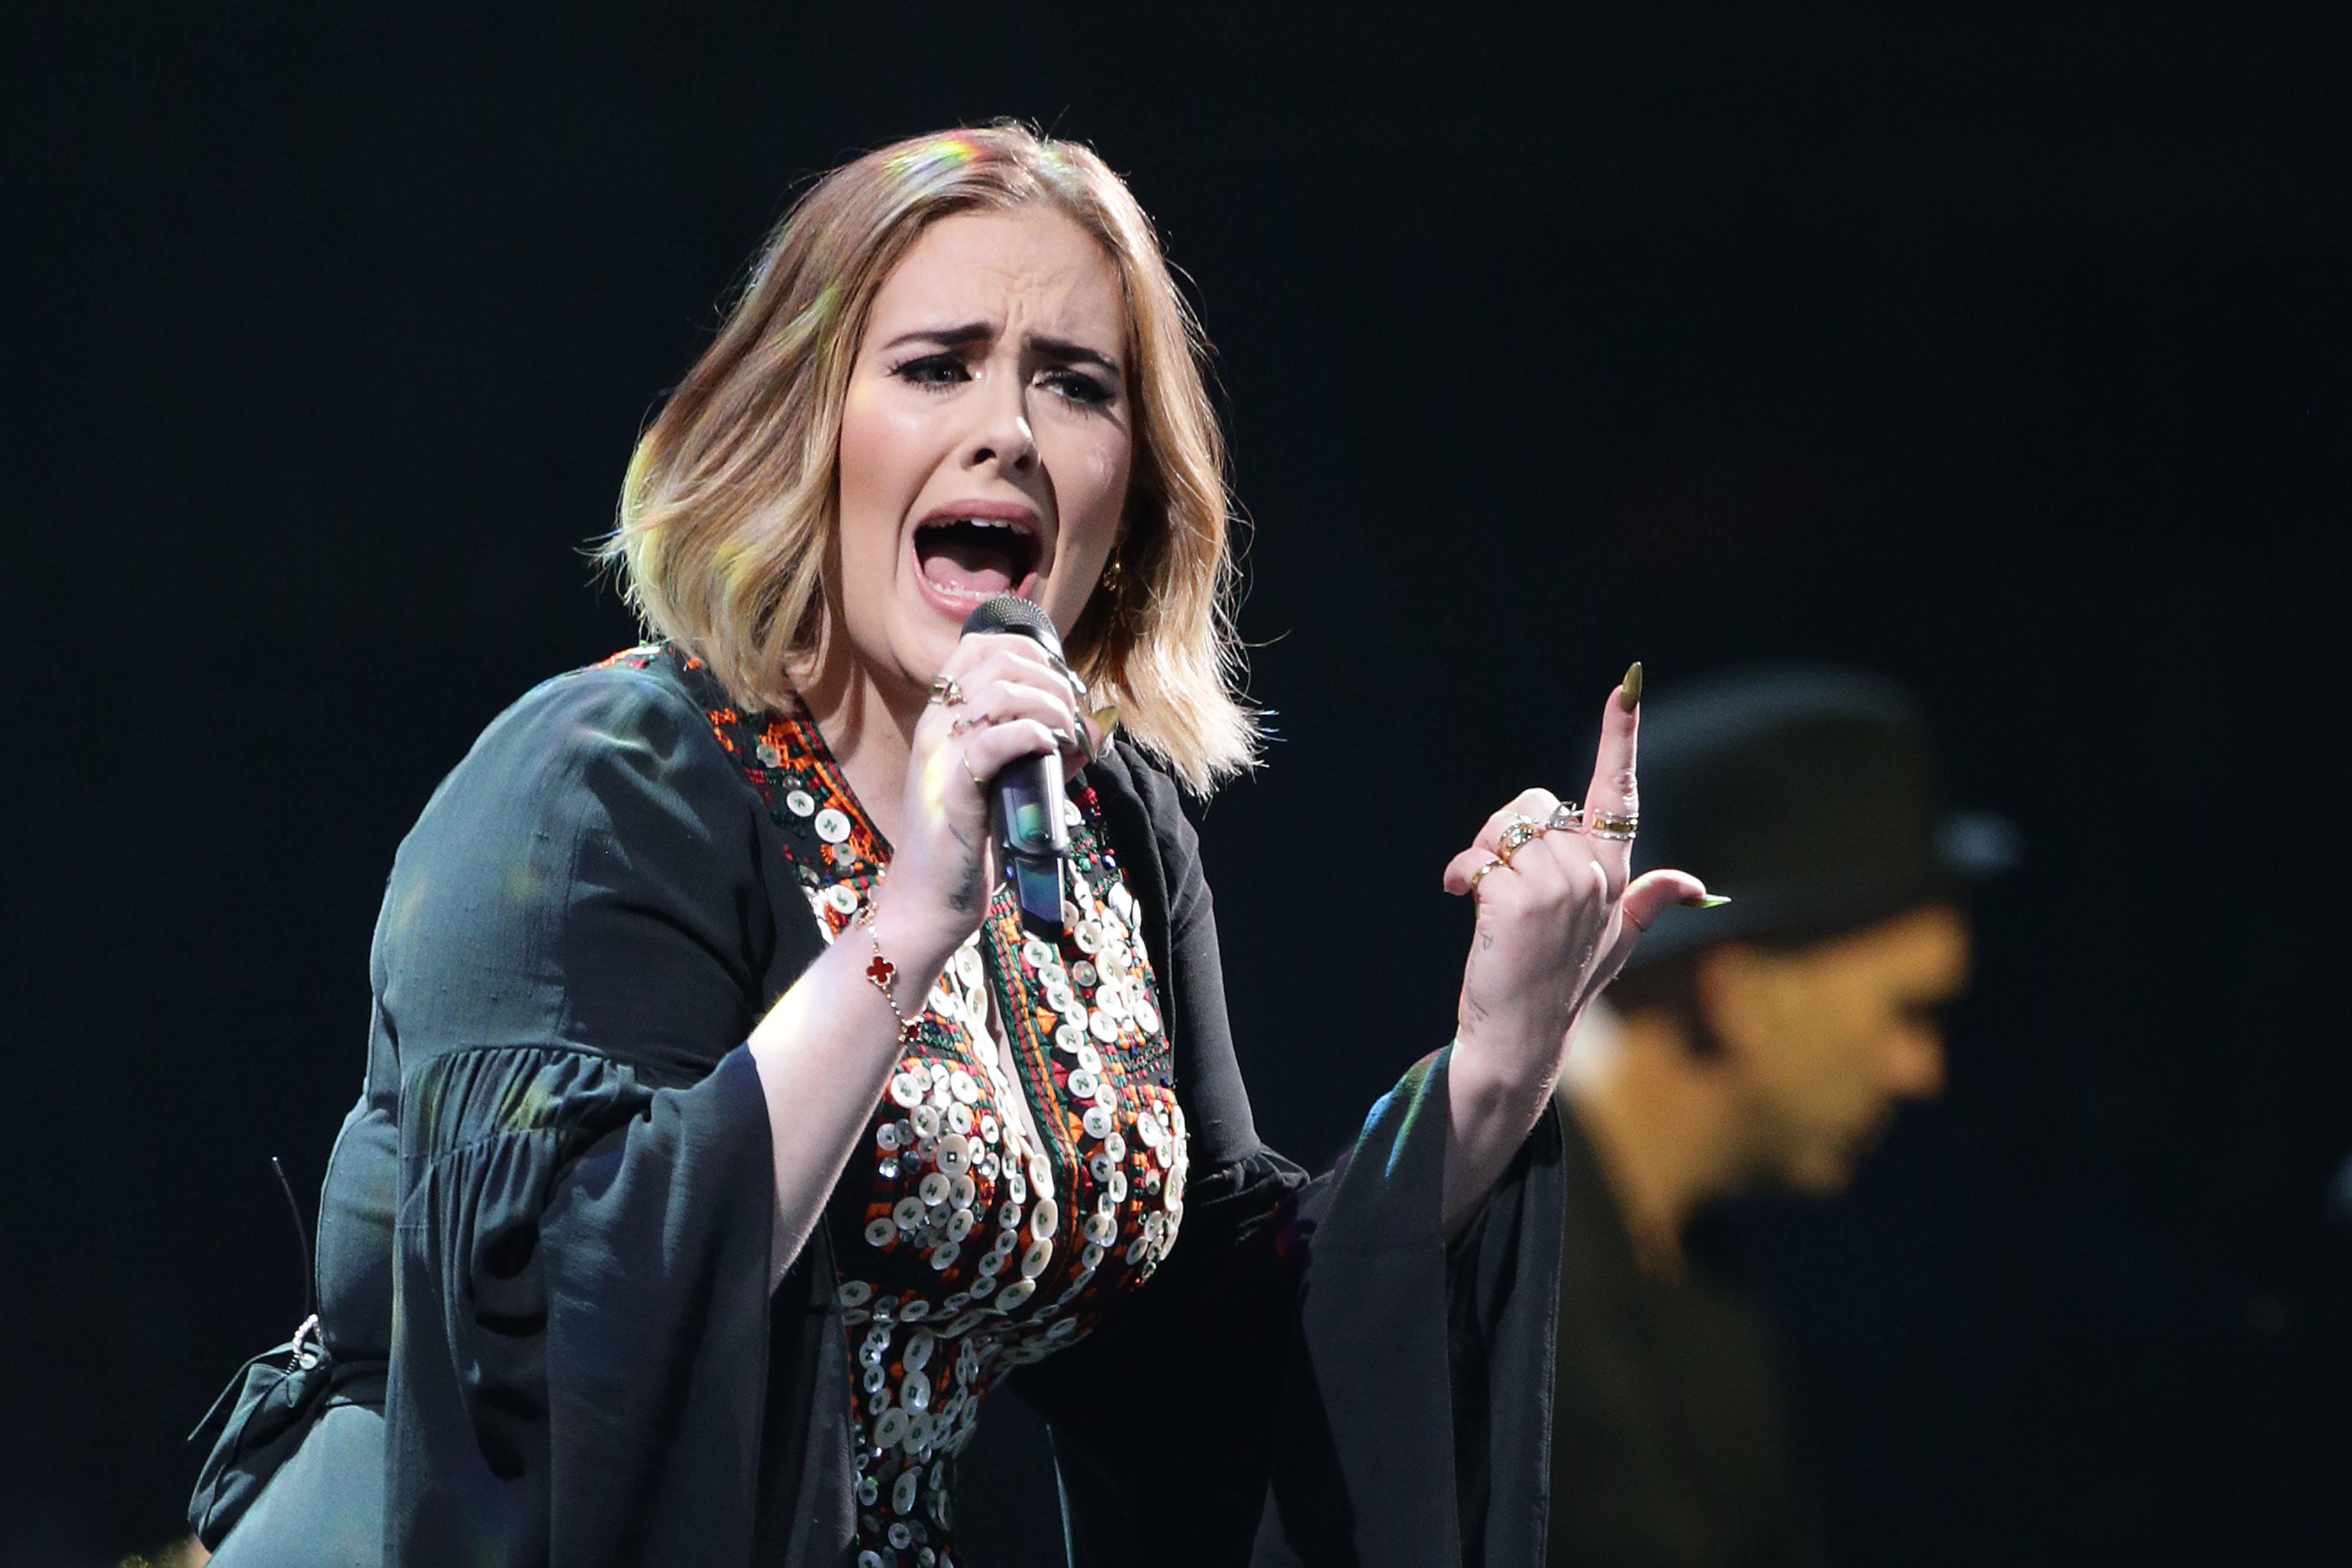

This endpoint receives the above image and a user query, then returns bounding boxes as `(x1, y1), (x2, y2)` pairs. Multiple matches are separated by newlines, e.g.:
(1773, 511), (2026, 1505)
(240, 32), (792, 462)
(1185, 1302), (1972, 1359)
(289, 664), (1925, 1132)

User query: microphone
(961, 595), (1071, 937)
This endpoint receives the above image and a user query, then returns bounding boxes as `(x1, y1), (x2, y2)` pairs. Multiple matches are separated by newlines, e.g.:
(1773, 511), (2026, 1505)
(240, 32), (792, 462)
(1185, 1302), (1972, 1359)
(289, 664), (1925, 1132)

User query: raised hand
(1437, 666), (1712, 1229)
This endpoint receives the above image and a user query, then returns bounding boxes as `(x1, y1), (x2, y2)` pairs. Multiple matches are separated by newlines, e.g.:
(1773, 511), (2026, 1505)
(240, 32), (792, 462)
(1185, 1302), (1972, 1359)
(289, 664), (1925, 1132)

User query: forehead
(867, 206), (1127, 345)
(1826, 904), (1971, 997)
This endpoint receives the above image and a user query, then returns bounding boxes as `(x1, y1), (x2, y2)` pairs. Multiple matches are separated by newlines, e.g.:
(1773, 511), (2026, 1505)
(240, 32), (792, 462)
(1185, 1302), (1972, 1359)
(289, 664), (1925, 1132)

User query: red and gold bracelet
(855, 900), (924, 1045)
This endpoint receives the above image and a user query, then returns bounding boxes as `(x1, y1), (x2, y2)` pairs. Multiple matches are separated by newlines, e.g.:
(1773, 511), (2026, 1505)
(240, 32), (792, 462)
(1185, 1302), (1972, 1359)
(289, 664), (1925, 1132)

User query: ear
(1690, 943), (1778, 1065)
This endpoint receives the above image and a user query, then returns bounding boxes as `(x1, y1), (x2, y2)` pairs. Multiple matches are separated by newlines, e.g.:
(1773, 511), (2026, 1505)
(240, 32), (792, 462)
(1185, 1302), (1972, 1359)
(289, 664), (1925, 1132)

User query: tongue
(917, 532), (1021, 596)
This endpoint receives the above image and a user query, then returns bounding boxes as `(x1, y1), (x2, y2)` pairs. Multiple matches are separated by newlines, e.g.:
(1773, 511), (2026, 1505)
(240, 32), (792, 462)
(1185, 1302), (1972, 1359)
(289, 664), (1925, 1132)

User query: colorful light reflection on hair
(886, 135), (984, 185)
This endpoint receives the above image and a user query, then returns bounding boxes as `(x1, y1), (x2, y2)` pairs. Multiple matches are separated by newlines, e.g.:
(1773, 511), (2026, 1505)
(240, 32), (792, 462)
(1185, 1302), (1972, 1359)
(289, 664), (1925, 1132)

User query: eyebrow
(881, 321), (1121, 373)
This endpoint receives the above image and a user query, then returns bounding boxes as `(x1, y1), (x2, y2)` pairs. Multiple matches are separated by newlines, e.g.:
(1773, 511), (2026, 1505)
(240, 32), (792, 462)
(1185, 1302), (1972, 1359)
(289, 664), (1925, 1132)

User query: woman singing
(190, 123), (1709, 1567)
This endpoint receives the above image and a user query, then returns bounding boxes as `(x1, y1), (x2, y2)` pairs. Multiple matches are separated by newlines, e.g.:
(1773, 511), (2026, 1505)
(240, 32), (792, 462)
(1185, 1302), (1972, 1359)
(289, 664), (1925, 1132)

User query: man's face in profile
(1706, 904), (1972, 1194)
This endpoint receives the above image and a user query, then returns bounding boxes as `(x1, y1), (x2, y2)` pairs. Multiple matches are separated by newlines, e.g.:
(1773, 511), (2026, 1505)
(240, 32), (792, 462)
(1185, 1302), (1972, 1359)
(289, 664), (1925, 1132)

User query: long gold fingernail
(1681, 892), (1730, 909)
(1620, 661), (1644, 712)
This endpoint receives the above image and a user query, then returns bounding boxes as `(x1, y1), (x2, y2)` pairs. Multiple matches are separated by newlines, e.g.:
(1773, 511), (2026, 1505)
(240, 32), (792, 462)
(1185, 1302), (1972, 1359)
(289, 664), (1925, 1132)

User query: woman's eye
(1043, 370), (1114, 408)
(893, 355), (970, 389)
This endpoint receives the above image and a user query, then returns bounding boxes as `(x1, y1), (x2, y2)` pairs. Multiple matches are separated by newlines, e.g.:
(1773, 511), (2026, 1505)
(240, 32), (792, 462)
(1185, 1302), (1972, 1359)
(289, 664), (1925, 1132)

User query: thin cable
(269, 1155), (319, 1322)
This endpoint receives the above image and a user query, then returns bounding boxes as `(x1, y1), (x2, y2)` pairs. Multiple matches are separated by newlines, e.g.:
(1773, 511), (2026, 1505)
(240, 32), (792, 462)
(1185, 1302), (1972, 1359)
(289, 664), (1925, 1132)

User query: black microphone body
(960, 596), (1071, 937)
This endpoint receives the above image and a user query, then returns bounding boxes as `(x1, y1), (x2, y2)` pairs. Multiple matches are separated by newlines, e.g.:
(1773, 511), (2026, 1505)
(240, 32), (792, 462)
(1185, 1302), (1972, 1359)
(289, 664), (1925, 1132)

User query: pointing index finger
(1582, 661), (1643, 880)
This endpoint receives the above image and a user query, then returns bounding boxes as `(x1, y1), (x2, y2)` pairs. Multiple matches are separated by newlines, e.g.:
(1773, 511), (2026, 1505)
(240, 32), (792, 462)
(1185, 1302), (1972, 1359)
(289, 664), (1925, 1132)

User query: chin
(894, 613), (963, 680)
(1783, 1152), (1860, 1198)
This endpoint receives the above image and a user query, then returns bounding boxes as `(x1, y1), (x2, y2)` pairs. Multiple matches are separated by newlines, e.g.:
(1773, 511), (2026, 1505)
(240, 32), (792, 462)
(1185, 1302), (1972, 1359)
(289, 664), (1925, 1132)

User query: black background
(6, 4), (2347, 1563)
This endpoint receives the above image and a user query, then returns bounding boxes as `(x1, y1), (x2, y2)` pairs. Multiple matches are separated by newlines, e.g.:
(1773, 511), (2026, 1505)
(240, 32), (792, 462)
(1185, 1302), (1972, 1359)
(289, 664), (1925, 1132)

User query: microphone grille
(961, 594), (1063, 656)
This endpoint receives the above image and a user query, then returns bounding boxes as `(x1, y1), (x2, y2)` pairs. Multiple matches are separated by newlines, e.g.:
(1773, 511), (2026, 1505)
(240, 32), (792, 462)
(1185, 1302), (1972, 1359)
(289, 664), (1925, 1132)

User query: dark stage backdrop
(6, 5), (2346, 1564)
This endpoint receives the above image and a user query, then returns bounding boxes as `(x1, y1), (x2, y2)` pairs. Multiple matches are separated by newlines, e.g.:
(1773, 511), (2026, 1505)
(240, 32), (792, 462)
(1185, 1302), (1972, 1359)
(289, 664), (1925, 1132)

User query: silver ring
(1546, 801), (1584, 832)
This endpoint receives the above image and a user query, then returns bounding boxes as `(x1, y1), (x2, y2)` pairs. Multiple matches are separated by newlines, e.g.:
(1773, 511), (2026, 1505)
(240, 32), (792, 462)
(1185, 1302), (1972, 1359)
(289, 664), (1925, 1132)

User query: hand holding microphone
(958, 595), (1084, 936)
(884, 596), (1098, 954)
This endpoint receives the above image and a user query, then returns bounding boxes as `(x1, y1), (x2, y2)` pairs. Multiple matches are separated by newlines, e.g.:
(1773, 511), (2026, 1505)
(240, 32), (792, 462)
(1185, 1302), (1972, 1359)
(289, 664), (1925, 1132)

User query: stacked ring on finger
(1585, 808), (1638, 841)
(928, 675), (966, 708)
(1494, 813), (1546, 867)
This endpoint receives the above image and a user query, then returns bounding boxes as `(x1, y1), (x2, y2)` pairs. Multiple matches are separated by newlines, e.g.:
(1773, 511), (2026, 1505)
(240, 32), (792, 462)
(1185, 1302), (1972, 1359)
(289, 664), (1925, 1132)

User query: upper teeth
(956, 518), (1015, 529)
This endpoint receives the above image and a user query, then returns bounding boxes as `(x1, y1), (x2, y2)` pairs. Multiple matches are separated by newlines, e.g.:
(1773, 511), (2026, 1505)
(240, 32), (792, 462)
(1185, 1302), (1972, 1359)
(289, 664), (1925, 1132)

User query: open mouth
(913, 513), (1045, 604)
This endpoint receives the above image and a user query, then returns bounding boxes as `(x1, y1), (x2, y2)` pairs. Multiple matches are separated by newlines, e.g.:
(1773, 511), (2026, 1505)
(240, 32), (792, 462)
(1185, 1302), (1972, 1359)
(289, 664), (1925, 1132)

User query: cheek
(837, 386), (937, 559)
(1055, 426), (1133, 545)
(1777, 1017), (1873, 1124)
(1090, 431), (1134, 508)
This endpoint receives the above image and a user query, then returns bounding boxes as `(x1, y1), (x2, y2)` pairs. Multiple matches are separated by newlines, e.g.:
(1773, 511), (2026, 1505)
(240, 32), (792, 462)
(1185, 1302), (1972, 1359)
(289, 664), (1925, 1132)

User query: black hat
(1618, 666), (2016, 968)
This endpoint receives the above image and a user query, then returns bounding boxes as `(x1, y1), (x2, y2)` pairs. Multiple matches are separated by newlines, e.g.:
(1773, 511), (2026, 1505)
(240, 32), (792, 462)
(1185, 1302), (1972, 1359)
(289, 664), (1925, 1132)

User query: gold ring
(1468, 858), (1506, 895)
(1585, 809), (1638, 841)
(1495, 816), (1546, 866)
(948, 711), (987, 737)
(961, 749), (988, 791)
(929, 675), (966, 708)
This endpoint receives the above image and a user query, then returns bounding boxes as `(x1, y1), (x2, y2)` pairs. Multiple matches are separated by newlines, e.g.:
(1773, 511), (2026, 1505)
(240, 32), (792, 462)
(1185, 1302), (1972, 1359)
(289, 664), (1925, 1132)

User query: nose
(963, 363), (1037, 476)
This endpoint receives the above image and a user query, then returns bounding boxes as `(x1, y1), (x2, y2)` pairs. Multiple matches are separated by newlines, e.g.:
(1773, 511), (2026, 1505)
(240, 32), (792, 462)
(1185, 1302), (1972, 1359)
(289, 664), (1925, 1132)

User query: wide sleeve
(375, 667), (834, 1566)
(1012, 748), (1566, 1568)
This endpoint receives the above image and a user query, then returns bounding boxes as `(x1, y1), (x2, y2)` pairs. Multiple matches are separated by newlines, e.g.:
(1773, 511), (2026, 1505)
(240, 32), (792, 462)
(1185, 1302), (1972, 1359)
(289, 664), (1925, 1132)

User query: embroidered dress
(701, 683), (1190, 1568)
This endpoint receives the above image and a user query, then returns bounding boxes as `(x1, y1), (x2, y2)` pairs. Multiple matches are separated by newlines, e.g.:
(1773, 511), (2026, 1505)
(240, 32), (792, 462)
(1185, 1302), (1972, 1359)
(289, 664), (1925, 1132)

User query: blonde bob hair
(602, 123), (1257, 792)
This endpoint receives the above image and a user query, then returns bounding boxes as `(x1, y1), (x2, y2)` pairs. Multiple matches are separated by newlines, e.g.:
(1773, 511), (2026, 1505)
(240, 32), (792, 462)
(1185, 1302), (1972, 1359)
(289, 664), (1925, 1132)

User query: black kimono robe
(189, 649), (1566, 1566)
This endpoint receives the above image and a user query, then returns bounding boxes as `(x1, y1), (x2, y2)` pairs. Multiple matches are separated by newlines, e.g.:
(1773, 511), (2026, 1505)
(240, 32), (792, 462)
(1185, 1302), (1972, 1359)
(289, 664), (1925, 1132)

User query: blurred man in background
(1548, 667), (2013, 1568)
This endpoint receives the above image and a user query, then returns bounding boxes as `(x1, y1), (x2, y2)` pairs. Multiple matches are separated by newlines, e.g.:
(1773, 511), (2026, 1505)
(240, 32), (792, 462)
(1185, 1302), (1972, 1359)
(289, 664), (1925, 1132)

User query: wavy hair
(600, 123), (1256, 791)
